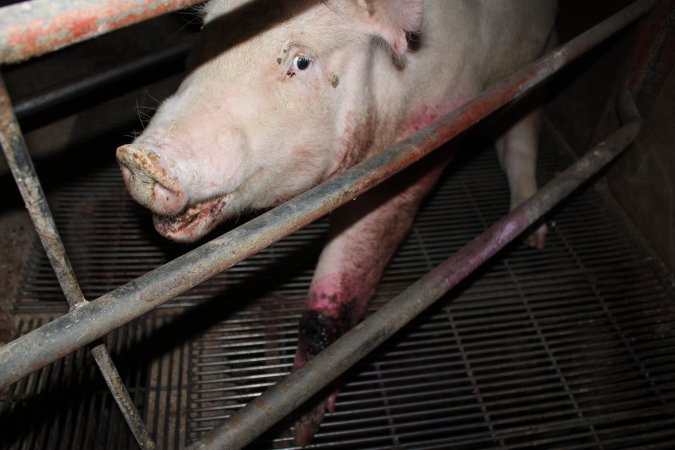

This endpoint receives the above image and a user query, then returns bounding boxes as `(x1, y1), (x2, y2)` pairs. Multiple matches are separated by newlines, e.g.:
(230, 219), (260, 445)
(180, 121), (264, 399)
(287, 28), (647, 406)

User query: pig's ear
(342, 0), (424, 55)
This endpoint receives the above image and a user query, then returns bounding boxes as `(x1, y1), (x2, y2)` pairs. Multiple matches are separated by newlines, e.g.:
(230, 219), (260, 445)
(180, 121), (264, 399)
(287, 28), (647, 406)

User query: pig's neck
(323, 47), (395, 181)
(324, 103), (381, 181)
(395, 99), (470, 142)
(326, 33), (476, 182)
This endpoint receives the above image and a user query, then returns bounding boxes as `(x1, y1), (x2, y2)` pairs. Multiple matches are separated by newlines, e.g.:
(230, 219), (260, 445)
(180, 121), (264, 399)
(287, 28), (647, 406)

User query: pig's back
(473, 0), (558, 86)
(409, 0), (557, 97)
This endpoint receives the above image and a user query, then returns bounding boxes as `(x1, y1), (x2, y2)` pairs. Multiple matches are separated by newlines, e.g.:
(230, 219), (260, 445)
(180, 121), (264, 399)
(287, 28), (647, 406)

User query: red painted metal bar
(0, 0), (655, 392)
(0, 0), (203, 64)
(0, 75), (156, 449)
(190, 82), (642, 450)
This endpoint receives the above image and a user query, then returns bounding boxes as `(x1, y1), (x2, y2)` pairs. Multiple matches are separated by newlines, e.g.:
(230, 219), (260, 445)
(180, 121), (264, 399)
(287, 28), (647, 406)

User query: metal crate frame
(0, 0), (663, 448)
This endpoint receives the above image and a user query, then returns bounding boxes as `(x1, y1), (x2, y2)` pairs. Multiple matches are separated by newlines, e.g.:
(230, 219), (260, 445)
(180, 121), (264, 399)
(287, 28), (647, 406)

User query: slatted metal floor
(1, 126), (675, 449)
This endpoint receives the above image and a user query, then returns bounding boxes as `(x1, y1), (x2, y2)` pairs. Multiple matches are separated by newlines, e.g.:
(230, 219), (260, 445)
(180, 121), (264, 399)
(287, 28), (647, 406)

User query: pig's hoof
(294, 391), (338, 446)
(294, 401), (324, 446)
(524, 222), (547, 250)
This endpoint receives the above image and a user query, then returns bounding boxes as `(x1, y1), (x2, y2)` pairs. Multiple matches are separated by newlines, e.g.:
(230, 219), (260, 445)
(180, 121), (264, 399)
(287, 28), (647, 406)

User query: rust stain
(8, 13), (97, 59)
(3, 0), (201, 63)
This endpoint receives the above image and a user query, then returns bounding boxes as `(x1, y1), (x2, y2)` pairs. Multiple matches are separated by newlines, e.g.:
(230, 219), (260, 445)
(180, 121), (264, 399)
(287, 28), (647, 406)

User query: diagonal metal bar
(189, 82), (642, 450)
(0, 75), (156, 449)
(0, 0), (204, 64)
(0, 76), (86, 307)
(0, 0), (656, 393)
(90, 344), (157, 449)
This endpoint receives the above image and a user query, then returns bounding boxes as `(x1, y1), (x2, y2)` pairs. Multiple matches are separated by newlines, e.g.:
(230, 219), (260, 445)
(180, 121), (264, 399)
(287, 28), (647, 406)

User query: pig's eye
(284, 52), (313, 78)
(292, 55), (311, 71)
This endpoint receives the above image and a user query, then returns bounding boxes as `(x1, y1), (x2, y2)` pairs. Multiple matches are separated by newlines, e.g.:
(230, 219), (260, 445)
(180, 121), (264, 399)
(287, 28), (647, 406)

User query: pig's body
(117, 0), (557, 444)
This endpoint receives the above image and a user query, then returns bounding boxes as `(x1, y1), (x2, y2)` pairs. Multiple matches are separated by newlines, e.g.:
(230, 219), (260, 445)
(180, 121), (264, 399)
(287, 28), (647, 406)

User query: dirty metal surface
(0, 0), (203, 64)
(0, 0), (658, 392)
(1, 128), (675, 449)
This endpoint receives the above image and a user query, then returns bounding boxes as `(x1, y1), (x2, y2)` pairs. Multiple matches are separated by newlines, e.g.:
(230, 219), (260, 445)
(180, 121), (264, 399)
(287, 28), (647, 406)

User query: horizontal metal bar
(0, 0), (654, 391)
(13, 40), (191, 120)
(0, 0), (203, 64)
(189, 82), (642, 450)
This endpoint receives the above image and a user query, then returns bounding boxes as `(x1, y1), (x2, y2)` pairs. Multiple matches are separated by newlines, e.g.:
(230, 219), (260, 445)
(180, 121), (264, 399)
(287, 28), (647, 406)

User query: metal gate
(1, 0), (673, 449)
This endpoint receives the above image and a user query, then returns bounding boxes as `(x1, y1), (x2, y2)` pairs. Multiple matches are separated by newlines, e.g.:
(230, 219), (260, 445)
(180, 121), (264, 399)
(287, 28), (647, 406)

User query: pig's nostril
(116, 144), (188, 215)
(120, 164), (130, 180)
(151, 181), (186, 214)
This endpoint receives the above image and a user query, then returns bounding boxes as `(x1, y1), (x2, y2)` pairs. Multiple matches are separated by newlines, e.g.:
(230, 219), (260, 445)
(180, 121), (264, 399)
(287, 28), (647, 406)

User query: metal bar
(626, 0), (675, 114)
(0, 76), (156, 449)
(190, 83), (642, 450)
(14, 40), (192, 120)
(90, 344), (156, 449)
(590, 0), (675, 147)
(0, 75), (85, 306)
(0, 0), (203, 64)
(0, 0), (655, 391)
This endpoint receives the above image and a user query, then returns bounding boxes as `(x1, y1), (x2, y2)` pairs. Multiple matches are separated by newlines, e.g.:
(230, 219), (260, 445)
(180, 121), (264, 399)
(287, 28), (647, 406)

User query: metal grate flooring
(2, 127), (675, 449)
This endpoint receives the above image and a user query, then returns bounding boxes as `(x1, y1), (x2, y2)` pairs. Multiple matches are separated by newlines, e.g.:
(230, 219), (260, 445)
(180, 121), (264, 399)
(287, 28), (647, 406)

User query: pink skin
(292, 100), (547, 444)
(495, 110), (548, 249)
(396, 101), (468, 141)
(116, 0), (555, 246)
(115, 0), (557, 444)
(293, 140), (454, 445)
(302, 273), (371, 318)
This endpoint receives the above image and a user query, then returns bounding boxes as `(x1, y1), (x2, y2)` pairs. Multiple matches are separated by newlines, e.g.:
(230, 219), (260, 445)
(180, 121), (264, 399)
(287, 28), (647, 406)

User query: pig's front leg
(293, 149), (452, 445)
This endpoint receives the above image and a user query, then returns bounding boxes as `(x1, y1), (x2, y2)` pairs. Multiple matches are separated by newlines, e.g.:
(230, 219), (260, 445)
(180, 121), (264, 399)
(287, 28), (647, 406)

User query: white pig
(117, 0), (557, 444)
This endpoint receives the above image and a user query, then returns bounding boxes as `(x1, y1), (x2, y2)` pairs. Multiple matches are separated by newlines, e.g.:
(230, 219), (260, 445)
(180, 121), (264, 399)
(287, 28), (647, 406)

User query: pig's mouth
(152, 196), (227, 243)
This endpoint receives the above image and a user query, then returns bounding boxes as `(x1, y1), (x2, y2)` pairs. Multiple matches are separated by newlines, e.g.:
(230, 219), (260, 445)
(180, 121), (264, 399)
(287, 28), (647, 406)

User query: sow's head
(116, 0), (424, 242)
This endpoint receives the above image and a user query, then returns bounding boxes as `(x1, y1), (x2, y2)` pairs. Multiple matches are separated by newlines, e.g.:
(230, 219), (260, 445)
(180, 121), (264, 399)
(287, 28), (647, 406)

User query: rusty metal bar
(0, 0), (655, 391)
(90, 344), (157, 449)
(190, 82), (642, 450)
(0, 76), (156, 449)
(0, 75), (86, 307)
(0, 0), (203, 64)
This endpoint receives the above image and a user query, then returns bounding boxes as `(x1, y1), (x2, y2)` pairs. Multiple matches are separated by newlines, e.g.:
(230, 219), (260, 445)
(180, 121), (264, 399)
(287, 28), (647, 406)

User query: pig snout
(116, 144), (188, 216)
(116, 133), (247, 243)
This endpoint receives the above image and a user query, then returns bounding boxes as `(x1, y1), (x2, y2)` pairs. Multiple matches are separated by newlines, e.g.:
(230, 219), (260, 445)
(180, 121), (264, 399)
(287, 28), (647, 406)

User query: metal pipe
(190, 83), (642, 450)
(13, 40), (192, 120)
(626, 0), (675, 114)
(0, 0), (655, 391)
(0, 0), (203, 64)
(0, 75), (85, 307)
(90, 344), (157, 449)
(0, 76), (156, 449)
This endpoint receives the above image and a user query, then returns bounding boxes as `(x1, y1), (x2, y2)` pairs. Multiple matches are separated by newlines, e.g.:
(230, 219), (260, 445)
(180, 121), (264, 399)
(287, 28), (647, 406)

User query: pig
(117, 0), (557, 444)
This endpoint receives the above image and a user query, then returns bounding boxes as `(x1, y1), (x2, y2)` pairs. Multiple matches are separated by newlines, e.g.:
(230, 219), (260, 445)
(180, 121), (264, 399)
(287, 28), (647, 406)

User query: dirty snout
(117, 142), (233, 243)
(117, 144), (188, 216)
